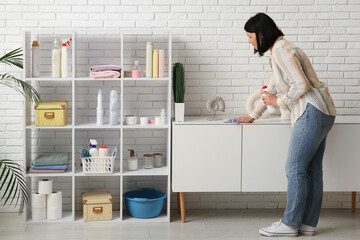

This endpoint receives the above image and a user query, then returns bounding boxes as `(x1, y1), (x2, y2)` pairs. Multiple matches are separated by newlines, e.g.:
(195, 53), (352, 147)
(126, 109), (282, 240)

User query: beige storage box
(82, 192), (113, 222)
(35, 101), (67, 126)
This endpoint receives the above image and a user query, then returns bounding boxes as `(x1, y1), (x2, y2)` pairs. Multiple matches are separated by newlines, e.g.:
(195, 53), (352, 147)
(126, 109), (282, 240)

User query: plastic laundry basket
(123, 188), (167, 218)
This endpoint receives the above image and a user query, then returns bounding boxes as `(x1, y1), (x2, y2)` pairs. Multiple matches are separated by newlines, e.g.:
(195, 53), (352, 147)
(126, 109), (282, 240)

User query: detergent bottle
(262, 86), (278, 114)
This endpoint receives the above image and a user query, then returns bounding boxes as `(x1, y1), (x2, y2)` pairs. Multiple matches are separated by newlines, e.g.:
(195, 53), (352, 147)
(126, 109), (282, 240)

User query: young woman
(237, 13), (336, 237)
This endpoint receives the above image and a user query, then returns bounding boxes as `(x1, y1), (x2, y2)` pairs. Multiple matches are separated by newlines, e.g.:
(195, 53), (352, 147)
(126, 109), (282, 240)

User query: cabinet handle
(93, 207), (103, 213)
(44, 112), (55, 119)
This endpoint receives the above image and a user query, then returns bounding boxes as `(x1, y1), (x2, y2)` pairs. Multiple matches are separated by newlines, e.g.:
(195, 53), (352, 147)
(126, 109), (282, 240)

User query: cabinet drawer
(172, 125), (241, 192)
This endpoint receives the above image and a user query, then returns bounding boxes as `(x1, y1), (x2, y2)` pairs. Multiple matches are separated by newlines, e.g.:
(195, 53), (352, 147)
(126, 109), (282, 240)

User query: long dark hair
(244, 13), (284, 56)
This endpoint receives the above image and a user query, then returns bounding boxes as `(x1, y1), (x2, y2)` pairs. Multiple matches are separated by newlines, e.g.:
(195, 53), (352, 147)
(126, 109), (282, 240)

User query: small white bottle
(52, 38), (61, 78)
(89, 139), (99, 157)
(127, 149), (138, 171)
(96, 89), (103, 126)
(61, 39), (68, 78)
(109, 90), (118, 125)
(32, 40), (40, 77)
(160, 108), (166, 124)
(262, 86), (278, 114)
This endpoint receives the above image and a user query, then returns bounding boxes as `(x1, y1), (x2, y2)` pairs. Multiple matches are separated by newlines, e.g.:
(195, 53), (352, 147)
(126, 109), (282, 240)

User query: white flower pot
(175, 103), (185, 122)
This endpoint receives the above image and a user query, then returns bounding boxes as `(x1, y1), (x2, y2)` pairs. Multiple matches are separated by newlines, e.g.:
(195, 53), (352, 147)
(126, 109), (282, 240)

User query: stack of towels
(30, 153), (70, 173)
(89, 65), (121, 79)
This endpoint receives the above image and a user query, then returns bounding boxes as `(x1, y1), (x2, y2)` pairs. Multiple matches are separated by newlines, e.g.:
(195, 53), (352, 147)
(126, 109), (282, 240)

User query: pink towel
(29, 168), (66, 173)
(90, 65), (121, 73)
(90, 71), (121, 79)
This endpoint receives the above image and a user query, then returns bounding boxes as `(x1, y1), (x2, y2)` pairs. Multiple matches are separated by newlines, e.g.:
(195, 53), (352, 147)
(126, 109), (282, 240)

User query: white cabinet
(172, 125), (242, 192)
(242, 125), (291, 192)
(23, 31), (172, 223)
(323, 124), (360, 191)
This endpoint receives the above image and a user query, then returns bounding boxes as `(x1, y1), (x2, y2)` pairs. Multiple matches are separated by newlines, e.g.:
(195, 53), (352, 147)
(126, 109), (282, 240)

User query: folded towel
(90, 71), (121, 79)
(29, 168), (66, 173)
(31, 162), (69, 170)
(90, 65), (121, 73)
(32, 153), (69, 166)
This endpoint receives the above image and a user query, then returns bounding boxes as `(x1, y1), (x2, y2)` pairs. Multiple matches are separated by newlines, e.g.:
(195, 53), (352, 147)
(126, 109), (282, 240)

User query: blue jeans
(282, 104), (335, 229)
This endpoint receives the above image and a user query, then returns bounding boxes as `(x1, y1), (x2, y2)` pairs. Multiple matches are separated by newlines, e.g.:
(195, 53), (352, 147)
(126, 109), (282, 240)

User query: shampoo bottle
(152, 49), (159, 78)
(158, 49), (165, 78)
(89, 139), (99, 157)
(127, 149), (138, 171)
(146, 42), (153, 78)
(109, 90), (118, 125)
(32, 40), (40, 77)
(262, 86), (278, 114)
(52, 38), (61, 78)
(96, 89), (103, 126)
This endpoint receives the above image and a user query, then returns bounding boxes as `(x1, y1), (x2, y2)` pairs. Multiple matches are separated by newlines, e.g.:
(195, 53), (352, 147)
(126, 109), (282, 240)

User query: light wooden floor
(0, 209), (359, 239)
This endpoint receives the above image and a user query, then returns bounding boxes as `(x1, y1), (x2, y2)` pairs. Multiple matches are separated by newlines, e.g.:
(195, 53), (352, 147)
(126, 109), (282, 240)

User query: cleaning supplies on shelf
(146, 42), (153, 78)
(159, 49), (165, 78)
(109, 90), (118, 125)
(89, 139), (99, 157)
(89, 65), (121, 79)
(127, 149), (138, 171)
(61, 38), (71, 78)
(52, 38), (61, 78)
(97, 89), (103, 126)
(152, 49), (159, 78)
(32, 40), (40, 77)
(132, 60), (141, 78)
(262, 85), (278, 114)
(99, 146), (109, 157)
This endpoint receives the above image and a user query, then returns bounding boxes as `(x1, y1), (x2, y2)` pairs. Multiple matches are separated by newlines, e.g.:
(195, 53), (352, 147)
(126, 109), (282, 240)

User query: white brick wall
(1, 1), (359, 212)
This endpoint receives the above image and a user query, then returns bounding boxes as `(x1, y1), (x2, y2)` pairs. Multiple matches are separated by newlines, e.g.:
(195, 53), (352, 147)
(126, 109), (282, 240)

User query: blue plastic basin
(123, 188), (167, 218)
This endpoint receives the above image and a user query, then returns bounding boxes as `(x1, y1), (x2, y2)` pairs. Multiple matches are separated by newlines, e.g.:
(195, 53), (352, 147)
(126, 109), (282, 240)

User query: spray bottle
(89, 139), (99, 157)
(61, 38), (71, 78)
(262, 86), (278, 114)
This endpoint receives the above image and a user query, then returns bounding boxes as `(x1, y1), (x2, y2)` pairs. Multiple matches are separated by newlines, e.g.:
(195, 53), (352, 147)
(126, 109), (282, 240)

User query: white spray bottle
(96, 89), (103, 126)
(262, 85), (278, 114)
(89, 139), (99, 157)
(109, 90), (118, 125)
(61, 38), (71, 78)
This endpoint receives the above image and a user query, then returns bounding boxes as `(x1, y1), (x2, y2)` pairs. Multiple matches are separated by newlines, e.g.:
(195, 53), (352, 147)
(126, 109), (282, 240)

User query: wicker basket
(81, 157), (115, 174)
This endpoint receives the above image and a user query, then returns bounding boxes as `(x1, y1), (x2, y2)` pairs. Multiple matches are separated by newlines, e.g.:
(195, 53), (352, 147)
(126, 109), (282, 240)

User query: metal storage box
(34, 101), (67, 126)
(82, 192), (112, 222)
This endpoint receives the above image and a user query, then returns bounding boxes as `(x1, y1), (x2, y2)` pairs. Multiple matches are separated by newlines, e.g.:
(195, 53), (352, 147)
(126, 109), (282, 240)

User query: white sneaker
(299, 224), (315, 236)
(259, 219), (298, 237)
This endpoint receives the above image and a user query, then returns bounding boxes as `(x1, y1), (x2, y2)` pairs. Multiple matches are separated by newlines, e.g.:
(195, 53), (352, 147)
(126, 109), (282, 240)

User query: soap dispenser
(127, 149), (138, 171)
(89, 139), (99, 157)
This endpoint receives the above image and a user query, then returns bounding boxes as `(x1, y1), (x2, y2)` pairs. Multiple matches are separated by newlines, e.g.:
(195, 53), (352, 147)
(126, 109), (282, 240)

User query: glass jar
(143, 154), (153, 169)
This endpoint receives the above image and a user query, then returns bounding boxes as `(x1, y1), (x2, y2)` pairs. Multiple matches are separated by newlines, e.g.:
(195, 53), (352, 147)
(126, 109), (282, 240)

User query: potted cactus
(173, 63), (185, 122)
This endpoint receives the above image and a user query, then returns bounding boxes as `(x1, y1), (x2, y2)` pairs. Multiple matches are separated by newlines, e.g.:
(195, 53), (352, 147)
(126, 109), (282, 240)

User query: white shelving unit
(23, 31), (172, 223)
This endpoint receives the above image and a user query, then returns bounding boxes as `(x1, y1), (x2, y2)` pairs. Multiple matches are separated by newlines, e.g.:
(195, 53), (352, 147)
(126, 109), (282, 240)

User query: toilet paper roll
(47, 206), (62, 220)
(38, 179), (53, 194)
(32, 207), (46, 221)
(31, 192), (46, 208)
(47, 191), (62, 208)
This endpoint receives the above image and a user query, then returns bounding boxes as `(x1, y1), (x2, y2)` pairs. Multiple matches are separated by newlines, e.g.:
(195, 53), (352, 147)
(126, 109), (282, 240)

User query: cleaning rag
(224, 118), (243, 124)
(31, 162), (69, 170)
(90, 71), (120, 79)
(89, 65), (121, 73)
(29, 168), (66, 173)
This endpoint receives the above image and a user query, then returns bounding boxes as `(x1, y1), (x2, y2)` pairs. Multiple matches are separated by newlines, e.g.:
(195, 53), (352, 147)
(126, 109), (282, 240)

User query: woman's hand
(235, 116), (254, 123)
(262, 91), (279, 107)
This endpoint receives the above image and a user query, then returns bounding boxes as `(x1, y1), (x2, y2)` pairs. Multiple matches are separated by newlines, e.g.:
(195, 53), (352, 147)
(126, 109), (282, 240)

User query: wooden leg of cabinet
(352, 192), (356, 213)
(179, 192), (185, 223)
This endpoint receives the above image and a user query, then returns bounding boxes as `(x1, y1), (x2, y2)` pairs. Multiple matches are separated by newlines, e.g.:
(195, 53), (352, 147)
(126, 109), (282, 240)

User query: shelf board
(123, 77), (169, 81)
(122, 212), (169, 223)
(75, 123), (121, 129)
(24, 77), (73, 81)
(75, 211), (121, 223)
(74, 166), (121, 176)
(26, 211), (73, 224)
(75, 77), (121, 81)
(123, 124), (169, 129)
(122, 165), (169, 176)
(26, 123), (73, 129)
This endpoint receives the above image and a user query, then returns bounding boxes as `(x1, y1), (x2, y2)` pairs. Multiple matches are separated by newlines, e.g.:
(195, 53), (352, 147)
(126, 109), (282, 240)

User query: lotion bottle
(127, 149), (138, 171)
(51, 38), (61, 78)
(109, 90), (118, 125)
(32, 40), (40, 77)
(262, 85), (278, 114)
(146, 42), (153, 78)
(96, 89), (103, 126)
